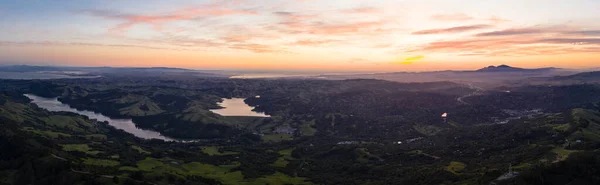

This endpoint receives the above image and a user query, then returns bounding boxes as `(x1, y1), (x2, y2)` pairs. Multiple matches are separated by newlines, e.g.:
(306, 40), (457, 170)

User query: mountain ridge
(476, 64), (559, 72)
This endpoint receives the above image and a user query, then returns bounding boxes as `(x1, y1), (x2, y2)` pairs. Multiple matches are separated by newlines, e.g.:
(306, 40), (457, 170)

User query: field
(22, 127), (71, 139)
(83, 158), (120, 167)
(202, 146), (239, 156)
(551, 147), (580, 162)
(446, 161), (466, 175)
(262, 134), (293, 142)
(61, 144), (102, 155)
(131, 145), (151, 155)
(271, 148), (295, 168)
(132, 157), (312, 185)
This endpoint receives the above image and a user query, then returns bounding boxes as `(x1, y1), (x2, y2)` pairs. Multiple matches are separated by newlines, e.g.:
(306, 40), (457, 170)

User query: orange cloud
(229, 43), (289, 53)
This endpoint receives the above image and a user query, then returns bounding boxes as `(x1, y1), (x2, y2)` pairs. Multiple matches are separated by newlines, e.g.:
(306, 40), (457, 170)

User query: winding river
(24, 94), (177, 142)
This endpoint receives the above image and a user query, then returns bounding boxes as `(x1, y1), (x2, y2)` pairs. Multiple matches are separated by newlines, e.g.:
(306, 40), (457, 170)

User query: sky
(1, 0), (599, 72)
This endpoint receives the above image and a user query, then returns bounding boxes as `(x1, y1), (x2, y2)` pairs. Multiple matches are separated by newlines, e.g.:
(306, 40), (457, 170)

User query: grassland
(413, 124), (444, 136)
(551, 124), (571, 132)
(262, 134), (293, 142)
(61, 144), (91, 152)
(60, 144), (102, 155)
(113, 94), (165, 116)
(133, 157), (312, 185)
(131, 145), (151, 155)
(355, 148), (382, 163)
(446, 161), (466, 175)
(271, 148), (295, 168)
(85, 134), (107, 140)
(512, 163), (532, 170)
(551, 147), (580, 162)
(2, 92), (314, 185)
(201, 146), (239, 156)
(406, 150), (423, 155)
(569, 109), (600, 142)
(22, 127), (71, 139)
(83, 158), (120, 167)
(299, 120), (317, 136)
(41, 115), (94, 133)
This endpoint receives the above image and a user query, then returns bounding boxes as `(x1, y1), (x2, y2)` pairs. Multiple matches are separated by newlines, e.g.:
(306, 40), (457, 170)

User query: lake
(24, 94), (178, 142)
(210, 98), (270, 117)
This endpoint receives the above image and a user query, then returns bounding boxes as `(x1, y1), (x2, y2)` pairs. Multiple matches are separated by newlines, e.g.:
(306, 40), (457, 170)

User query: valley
(1, 67), (600, 185)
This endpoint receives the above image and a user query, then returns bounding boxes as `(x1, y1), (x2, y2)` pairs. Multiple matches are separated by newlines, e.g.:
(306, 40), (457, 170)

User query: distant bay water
(0, 72), (100, 80)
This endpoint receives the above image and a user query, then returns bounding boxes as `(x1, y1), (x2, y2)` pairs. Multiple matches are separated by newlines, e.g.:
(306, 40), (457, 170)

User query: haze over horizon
(1, 0), (600, 72)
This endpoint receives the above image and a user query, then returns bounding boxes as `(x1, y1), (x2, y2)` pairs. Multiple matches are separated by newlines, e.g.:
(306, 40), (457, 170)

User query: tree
(112, 176), (119, 184)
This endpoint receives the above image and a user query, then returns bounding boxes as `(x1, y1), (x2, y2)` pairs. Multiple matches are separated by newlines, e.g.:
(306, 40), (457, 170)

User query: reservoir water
(210, 98), (270, 117)
(24, 94), (177, 142)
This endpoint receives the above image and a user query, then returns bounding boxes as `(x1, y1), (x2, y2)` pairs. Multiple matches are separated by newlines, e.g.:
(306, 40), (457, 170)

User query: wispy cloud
(475, 28), (542, 36)
(430, 13), (473, 21)
(412, 24), (491, 35)
(229, 43), (290, 53)
(538, 38), (600, 45)
(81, 4), (256, 34)
(292, 39), (341, 46)
(486, 16), (511, 24)
(565, 30), (600, 36)
(0, 41), (181, 50)
(372, 43), (393, 48)
(340, 7), (380, 14)
(307, 21), (386, 35)
(347, 58), (368, 63)
(271, 10), (394, 36)
(410, 24), (600, 57)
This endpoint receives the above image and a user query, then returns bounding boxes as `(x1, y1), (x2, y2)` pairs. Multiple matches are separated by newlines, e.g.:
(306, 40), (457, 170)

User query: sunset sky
(1, 0), (599, 71)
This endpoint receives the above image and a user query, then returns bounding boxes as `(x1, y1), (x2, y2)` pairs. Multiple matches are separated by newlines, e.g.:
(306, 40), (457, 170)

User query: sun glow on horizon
(1, 0), (599, 71)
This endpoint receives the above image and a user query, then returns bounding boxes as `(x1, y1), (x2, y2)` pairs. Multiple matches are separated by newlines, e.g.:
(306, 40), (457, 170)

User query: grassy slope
(1, 94), (314, 185)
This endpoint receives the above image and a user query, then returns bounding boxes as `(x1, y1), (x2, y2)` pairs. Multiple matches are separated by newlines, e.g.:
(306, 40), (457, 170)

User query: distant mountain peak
(497, 64), (511, 68)
(477, 65), (521, 72)
(476, 65), (558, 72)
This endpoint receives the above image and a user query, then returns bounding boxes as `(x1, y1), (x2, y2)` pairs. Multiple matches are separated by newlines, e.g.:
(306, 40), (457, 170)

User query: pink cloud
(292, 39), (342, 46)
(412, 24), (491, 35)
(271, 11), (392, 36)
(410, 25), (600, 57)
(307, 21), (385, 35)
(340, 7), (381, 14)
(475, 28), (543, 36)
(83, 5), (257, 34)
